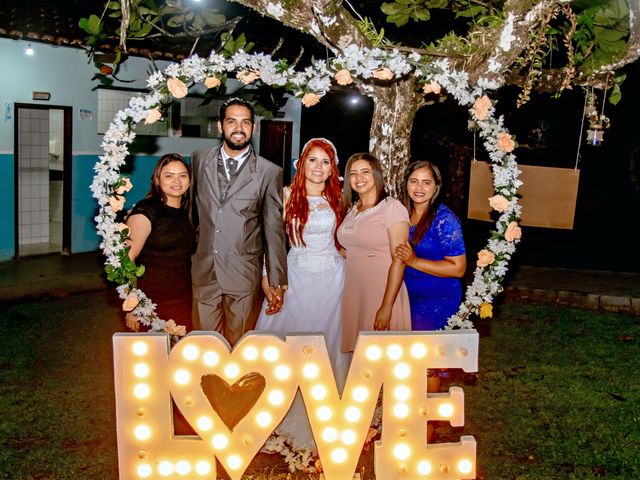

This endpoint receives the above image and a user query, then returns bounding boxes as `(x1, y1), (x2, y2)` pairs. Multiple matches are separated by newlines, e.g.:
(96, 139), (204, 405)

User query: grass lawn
(0, 291), (638, 479)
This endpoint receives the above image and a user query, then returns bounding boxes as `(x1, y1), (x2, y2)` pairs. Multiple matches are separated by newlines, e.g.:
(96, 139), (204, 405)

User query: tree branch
(228, 0), (371, 54)
(461, 0), (558, 84)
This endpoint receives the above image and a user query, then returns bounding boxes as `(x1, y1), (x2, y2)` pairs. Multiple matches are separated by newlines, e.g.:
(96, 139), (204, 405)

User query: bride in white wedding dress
(256, 138), (350, 465)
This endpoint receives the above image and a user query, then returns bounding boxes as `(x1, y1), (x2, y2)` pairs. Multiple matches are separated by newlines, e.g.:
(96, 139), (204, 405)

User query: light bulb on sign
(175, 460), (192, 475)
(195, 461), (211, 475)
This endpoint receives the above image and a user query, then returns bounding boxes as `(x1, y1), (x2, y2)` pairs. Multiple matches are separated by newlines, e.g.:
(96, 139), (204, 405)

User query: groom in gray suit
(190, 97), (287, 345)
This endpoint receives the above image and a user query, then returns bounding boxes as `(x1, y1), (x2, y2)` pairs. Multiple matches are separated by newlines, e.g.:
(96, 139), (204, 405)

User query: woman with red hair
(256, 138), (350, 459)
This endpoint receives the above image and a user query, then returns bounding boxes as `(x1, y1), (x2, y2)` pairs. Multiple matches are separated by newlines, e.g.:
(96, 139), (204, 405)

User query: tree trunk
(367, 77), (422, 198)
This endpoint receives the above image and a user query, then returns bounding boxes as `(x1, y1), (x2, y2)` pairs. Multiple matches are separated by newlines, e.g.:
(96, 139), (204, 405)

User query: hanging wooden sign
(468, 161), (580, 229)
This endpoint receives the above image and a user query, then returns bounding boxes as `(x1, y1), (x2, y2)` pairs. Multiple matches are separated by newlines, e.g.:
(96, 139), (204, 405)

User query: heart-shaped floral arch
(90, 47), (522, 337)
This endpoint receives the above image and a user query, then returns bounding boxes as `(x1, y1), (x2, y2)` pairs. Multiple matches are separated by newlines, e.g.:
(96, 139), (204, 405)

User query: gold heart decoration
(200, 372), (266, 430)
(168, 332), (297, 480)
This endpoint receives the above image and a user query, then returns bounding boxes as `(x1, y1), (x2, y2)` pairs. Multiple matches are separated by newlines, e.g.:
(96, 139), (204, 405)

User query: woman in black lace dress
(125, 153), (195, 332)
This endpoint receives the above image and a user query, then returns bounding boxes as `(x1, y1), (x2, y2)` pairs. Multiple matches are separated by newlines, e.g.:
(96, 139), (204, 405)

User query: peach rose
(236, 70), (260, 84)
(488, 194), (510, 212)
(505, 221), (522, 242)
(334, 68), (353, 85)
(115, 177), (133, 195)
(479, 302), (493, 319)
(473, 95), (491, 120)
(372, 67), (394, 80)
(108, 194), (125, 212)
(301, 92), (321, 107)
(204, 76), (221, 89)
(164, 319), (186, 337)
(477, 249), (496, 267)
(122, 292), (139, 312)
(167, 77), (188, 98)
(497, 132), (515, 152)
(125, 312), (140, 331)
(423, 80), (441, 95)
(144, 108), (161, 125)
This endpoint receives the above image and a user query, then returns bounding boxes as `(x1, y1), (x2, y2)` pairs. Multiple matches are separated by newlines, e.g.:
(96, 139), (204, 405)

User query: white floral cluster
(261, 434), (319, 473)
(334, 44), (413, 78)
(433, 64), (522, 329)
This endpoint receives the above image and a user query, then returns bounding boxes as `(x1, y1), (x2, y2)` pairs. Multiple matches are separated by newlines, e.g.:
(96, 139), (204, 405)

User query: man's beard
(223, 131), (252, 152)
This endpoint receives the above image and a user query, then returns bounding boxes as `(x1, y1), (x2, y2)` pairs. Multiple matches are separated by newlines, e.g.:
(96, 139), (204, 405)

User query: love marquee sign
(113, 330), (478, 479)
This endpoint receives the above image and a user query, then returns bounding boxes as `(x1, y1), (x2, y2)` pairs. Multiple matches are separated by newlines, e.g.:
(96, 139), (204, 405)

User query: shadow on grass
(1, 292), (638, 479)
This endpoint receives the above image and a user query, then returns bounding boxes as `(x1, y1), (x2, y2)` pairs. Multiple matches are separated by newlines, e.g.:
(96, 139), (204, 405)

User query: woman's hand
(265, 286), (286, 315)
(374, 305), (392, 331)
(394, 242), (416, 267)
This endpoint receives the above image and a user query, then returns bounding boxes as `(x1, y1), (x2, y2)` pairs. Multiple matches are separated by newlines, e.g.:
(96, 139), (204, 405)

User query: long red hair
(285, 138), (344, 250)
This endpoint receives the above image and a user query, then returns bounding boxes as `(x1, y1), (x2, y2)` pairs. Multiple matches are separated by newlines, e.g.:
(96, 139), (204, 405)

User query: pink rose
(236, 70), (260, 84)
(334, 69), (353, 86)
(115, 177), (132, 195)
(122, 292), (139, 312)
(144, 108), (161, 125)
(473, 95), (491, 120)
(422, 80), (441, 95)
(301, 92), (321, 107)
(505, 221), (522, 242)
(204, 76), (221, 89)
(488, 194), (509, 212)
(164, 319), (186, 337)
(108, 194), (125, 212)
(372, 67), (394, 80)
(477, 249), (496, 267)
(497, 132), (515, 152)
(167, 77), (188, 98)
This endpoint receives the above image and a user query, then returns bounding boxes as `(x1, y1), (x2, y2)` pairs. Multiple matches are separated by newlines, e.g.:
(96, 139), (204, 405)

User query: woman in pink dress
(337, 153), (412, 352)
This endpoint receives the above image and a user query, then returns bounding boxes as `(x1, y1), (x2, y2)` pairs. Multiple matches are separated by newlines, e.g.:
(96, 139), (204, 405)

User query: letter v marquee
(113, 330), (478, 479)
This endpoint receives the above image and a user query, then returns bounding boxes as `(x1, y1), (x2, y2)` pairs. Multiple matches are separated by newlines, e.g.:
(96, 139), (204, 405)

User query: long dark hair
(402, 160), (443, 246)
(144, 153), (192, 215)
(286, 138), (344, 249)
(342, 152), (388, 211)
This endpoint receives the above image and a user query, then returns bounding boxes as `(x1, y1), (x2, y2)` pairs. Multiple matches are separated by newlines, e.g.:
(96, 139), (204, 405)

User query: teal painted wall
(71, 154), (191, 253)
(0, 37), (301, 261)
(0, 154), (15, 259)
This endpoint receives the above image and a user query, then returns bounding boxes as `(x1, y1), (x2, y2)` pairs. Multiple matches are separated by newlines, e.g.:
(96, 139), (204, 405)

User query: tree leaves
(381, 0), (430, 27)
(79, 14), (102, 36)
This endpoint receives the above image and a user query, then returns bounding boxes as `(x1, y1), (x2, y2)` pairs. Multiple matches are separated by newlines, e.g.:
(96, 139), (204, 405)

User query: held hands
(374, 305), (392, 331)
(265, 285), (286, 315)
(394, 242), (416, 267)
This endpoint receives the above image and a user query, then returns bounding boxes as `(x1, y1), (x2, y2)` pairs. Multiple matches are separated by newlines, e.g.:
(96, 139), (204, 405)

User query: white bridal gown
(256, 195), (351, 452)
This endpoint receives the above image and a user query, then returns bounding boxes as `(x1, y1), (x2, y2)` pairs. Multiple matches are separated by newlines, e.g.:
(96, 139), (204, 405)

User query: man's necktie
(227, 157), (238, 177)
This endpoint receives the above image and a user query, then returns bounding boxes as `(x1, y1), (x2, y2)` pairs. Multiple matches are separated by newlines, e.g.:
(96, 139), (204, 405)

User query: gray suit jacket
(191, 145), (287, 293)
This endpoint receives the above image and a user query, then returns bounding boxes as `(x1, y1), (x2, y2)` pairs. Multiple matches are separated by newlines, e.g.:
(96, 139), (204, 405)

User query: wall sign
(113, 330), (479, 479)
(32, 91), (51, 101)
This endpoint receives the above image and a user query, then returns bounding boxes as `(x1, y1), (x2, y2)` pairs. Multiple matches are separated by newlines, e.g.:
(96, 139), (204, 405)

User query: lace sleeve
(435, 205), (465, 256)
